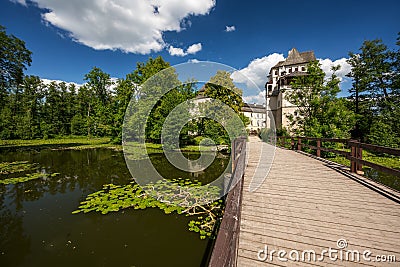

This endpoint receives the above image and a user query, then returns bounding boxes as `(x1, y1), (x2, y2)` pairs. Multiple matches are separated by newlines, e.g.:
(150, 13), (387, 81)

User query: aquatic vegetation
(0, 137), (117, 151)
(72, 178), (224, 239)
(0, 172), (60, 185)
(0, 161), (60, 185)
(0, 161), (38, 174)
(123, 142), (164, 160)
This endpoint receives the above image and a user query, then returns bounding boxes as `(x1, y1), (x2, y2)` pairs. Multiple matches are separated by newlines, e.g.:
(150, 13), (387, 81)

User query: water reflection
(364, 168), (400, 191)
(0, 149), (229, 267)
(0, 193), (31, 266)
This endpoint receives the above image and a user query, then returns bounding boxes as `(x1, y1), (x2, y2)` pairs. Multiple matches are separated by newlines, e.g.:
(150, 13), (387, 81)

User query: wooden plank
(237, 136), (400, 267)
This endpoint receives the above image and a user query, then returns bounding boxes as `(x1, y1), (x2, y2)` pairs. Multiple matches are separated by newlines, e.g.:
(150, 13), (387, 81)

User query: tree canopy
(347, 34), (400, 147)
(285, 61), (355, 138)
(0, 26), (32, 97)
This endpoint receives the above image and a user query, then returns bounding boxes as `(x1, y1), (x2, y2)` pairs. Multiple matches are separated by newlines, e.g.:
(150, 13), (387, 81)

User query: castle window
(288, 68), (292, 73)
(295, 67), (298, 71)
(274, 70), (278, 75)
(302, 66), (306, 71)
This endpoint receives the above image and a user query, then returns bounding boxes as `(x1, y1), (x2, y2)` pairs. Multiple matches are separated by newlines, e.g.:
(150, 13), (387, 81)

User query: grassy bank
(329, 151), (400, 170)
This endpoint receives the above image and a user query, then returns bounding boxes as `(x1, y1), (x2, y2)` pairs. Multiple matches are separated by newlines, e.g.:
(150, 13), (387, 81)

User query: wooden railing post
(357, 147), (363, 172)
(231, 138), (236, 171)
(349, 140), (357, 173)
(268, 136), (399, 178)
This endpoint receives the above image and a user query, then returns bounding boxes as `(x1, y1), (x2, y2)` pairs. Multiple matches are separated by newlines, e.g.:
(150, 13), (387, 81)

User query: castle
(265, 48), (316, 130)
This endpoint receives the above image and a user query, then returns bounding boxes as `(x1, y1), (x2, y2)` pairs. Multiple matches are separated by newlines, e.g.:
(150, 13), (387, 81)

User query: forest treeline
(1, 25), (399, 147)
(0, 25), (245, 144)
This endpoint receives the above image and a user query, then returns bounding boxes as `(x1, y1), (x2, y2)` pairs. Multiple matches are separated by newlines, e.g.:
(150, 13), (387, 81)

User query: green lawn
(326, 150), (400, 170)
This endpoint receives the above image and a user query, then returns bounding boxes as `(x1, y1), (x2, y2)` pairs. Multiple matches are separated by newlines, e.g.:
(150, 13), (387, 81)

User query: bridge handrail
(208, 136), (247, 267)
(275, 136), (400, 177)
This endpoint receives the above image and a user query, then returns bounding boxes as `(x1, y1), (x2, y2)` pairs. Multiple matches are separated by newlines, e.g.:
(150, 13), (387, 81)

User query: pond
(0, 149), (230, 267)
(363, 167), (400, 191)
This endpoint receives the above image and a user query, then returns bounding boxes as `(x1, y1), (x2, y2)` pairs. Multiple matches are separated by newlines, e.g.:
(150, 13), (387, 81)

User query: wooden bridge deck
(237, 136), (400, 266)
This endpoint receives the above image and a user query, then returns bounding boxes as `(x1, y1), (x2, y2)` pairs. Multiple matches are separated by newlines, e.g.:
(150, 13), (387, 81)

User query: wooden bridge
(209, 136), (400, 267)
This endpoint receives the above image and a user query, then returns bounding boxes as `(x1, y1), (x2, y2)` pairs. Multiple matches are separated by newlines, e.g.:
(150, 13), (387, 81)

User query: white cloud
(11, 0), (27, 6)
(18, 0), (215, 54)
(41, 77), (120, 93)
(188, 59), (200, 63)
(231, 53), (285, 89)
(233, 53), (351, 90)
(318, 58), (351, 81)
(168, 46), (187, 57)
(225, 25), (236, 32)
(41, 79), (83, 92)
(168, 43), (202, 56)
(233, 53), (353, 103)
(186, 43), (202, 54)
(243, 91), (266, 105)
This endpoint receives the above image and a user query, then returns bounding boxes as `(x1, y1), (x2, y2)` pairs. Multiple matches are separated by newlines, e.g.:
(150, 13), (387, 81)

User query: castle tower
(265, 48), (315, 130)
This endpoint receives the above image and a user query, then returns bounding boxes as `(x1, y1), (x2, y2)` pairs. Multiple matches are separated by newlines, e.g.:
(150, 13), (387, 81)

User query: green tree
(112, 71), (193, 144)
(392, 33), (400, 94)
(285, 61), (355, 138)
(346, 52), (371, 139)
(84, 67), (113, 137)
(19, 75), (44, 138)
(111, 78), (135, 142)
(0, 25), (32, 108)
(199, 70), (247, 144)
(347, 36), (399, 146)
(204, 70), (244, 113)
(127, 56), (171, 86)
(358, 40), (392, 101)
(75, 84), (95, 137)
(84, 67), (111, 105)
(43, 81), (63, 136)
(124, 57), (181, 143)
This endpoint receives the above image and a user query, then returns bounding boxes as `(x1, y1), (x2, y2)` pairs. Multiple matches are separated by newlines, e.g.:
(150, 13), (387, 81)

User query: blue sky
(1, 0), (399, 102)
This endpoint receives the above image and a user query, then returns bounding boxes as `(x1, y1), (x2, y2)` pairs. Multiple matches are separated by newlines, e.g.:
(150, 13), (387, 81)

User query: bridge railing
(274, 136), (400, 177)
(208, 136), (247, 267)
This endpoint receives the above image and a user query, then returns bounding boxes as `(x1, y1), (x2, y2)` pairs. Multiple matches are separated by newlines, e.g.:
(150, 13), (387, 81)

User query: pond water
(364, 168), (400, 191)
(0, 149), (230, 267)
